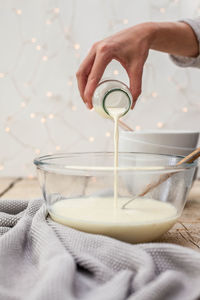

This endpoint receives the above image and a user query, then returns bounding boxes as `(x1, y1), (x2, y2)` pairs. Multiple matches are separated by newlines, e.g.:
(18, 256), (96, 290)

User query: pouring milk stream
(93, 79), (133, 208)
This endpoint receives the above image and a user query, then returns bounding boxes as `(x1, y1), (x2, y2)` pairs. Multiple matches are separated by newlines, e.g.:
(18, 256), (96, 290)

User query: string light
(46, 19), (52, 25)
(0, 165), (4, 171)
(113, 70), (119, 75)
(21, 101), (26, 108)
(16, 9), (22, 15)
(30, 113), (35, 119)
(40, 117), (46, 123)
(135, 125), (141, 131)
(31, 38), (36, 43)
(168, 76), (172, 82)
(42, 55), (48, 61)
(46, 91), (53, 97)
(36, 45), (41, 51)
(152, 91), (158, 98)
(159, 7), (166, 13)
(5, 127), (10, 133)
(92, 177), (97, 183)
(123, 19), (128, 24)
(0, 73), (5, 78)
(105, 131), (111, 137)
(24, 81), (31, 87)
(182, 107), (188, 113)
(54, 8), (60, 14)
(89, 136), (95, 142)
(157, 122), (164, 128)
(6, 116), (12, 122)
(55, 145), (61, 151)
(71, 105), (77, 111)
(35, 149), (40, 155)
(68, 80), (73, 86)
(74, 43), (80, 50)
(48, 114), (54, 119)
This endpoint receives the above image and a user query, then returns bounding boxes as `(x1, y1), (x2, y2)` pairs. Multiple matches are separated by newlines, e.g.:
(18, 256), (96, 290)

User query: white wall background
(0, 0), (200, 177)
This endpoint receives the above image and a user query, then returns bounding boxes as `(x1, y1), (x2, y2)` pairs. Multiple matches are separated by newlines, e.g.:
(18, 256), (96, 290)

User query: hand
(76, 22), (157, 109)
(76, 21), (198, 110)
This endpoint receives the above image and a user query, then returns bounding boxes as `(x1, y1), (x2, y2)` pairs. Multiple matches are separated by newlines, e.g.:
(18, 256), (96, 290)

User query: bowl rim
(118, 136), (196, 151)
(120, 130), (200, 135)
(33, 152), (197, 172)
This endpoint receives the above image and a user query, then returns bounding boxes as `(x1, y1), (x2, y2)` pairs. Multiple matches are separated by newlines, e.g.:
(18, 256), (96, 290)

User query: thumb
(128, 64), (143, 109)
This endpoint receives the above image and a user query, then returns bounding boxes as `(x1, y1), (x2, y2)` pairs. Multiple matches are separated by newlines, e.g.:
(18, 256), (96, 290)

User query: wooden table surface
(0, 177), (200, 250)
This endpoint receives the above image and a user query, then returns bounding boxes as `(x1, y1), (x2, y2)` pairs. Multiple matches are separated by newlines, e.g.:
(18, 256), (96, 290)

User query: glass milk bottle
(92, 79), (133, 118)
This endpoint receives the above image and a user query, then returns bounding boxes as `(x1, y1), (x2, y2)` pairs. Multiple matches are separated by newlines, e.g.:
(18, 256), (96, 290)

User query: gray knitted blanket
(0, 199), (200, 300)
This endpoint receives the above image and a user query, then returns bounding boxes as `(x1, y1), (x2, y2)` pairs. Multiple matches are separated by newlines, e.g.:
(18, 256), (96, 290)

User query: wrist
(140, 22), (159, 47)
(148, 22), (168, 49)
(149, 21), (199, 57)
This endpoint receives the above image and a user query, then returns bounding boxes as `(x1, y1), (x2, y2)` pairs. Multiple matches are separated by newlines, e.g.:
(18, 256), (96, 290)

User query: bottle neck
(102, 88), (132, 117)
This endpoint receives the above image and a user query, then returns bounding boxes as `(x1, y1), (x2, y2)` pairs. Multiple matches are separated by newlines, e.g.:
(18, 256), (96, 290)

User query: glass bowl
(34, 152), (197, 243)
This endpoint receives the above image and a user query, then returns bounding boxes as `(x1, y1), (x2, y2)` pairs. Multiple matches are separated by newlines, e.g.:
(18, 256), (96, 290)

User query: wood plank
(0, 178), (17, 196)
(158, 180), (200, 250)
(187, 180), (200, 202)
(0, 178), (42, 199)
(158, 222), (200, 250)
(159, 210), (200, 250)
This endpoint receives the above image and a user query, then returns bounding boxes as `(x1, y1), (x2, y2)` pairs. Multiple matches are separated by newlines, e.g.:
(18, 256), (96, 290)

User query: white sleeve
(170, 18), (200, 68)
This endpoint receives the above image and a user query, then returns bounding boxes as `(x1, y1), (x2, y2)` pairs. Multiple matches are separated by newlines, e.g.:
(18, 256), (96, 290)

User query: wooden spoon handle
(177, 147), (200, 165)
(118, 120), (134, 131)
(139, 147), (200, 197)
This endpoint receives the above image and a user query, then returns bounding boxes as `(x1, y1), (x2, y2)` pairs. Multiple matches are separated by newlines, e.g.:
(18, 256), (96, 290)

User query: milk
(50, 197), (178, 243)
(107, 107), (126, 208)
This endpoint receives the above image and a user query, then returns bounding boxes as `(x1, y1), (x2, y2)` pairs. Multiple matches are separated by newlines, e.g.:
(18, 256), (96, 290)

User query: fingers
(76, 46), (96, 102)
(84, 47), (112, 109)
(77, 41), (113, 109)
(128, 63), (143, 109)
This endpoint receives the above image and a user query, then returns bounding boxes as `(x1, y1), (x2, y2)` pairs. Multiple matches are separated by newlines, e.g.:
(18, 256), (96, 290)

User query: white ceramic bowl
(122, 130), (199, 148)
(119, 131), (199, 183)
(119, 131), (199, 157)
